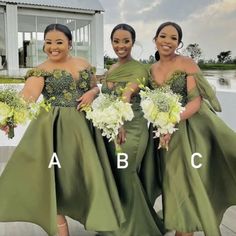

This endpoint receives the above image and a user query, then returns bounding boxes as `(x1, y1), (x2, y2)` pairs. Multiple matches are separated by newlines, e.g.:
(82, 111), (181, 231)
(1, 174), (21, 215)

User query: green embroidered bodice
(25, 68), (94, 107)
(150, 70), (188, 106)
(150, 70), (222, 111)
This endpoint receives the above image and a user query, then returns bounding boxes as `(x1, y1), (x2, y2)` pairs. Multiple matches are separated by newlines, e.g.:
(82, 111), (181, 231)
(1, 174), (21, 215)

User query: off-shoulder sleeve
(77, 67), (96, 92)
(188, 72), (222, 112)
(24, 68), (49, 80)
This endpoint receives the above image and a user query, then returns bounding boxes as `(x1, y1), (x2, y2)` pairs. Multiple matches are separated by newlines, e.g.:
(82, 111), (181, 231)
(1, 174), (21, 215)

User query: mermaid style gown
(99, 59), (164, 236)
(146, 70), (236, 236)
(0, 68), (125, 236)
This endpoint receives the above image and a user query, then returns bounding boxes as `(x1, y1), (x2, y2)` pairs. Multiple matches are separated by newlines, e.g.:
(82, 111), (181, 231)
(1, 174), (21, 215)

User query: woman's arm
(180, 75), (201, 121)
(77, 66), (99, 110)
(117, 82), (140, 144)
(122, 82), (139, 103)
(160, 58), (202, 148)
(116, 83), (137, 145)
(0, 76), (44, 133)
(89, 72), (100, 95)
(20, 76), (44, 102)
(180, 57), (202, 121)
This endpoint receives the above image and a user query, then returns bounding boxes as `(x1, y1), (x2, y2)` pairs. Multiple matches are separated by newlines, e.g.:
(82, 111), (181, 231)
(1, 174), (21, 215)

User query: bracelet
(57, 222), (67, 227)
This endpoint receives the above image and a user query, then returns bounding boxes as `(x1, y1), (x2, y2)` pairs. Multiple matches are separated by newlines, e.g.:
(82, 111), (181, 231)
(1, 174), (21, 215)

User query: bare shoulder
(150, 62), (160, 72)
(108, 62), (119, 72)
(178, 55), (200, 73)
(72, 57), (91, 69)
(37, 60), (50, 71)
(25, 61), (48, 80)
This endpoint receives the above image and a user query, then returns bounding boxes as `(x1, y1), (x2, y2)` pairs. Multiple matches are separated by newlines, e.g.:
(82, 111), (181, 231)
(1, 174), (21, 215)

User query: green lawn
(142, 63), (236, 70)
(1, 63), (236, 85)
(199, 64), (236, 70)
(0, 76), (25, 84)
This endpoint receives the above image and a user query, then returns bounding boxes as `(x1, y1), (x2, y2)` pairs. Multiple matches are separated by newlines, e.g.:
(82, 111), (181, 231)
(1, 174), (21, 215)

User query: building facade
(0, 0), (104, 75)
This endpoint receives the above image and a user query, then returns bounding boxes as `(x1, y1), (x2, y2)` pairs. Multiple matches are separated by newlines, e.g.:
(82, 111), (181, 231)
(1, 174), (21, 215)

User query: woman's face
(44, 30), (71, 62)
(155, 25), (179, 57)
(111, 29), (133, 60)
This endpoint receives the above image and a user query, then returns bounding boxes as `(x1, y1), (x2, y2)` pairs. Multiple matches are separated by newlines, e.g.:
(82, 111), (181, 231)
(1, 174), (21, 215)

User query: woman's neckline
(33, 67), (90, 82)
(107, 58), (135, 75)
(151, 69), (187, 87)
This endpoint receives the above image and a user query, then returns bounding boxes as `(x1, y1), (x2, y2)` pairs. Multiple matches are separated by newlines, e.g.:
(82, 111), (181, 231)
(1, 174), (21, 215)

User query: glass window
(18, 14), (92, 68)
(75, 19), (91, 61)
(18, 15), (36, 68)
(57, 18), (91, 60)
(0, 12), (6, 69)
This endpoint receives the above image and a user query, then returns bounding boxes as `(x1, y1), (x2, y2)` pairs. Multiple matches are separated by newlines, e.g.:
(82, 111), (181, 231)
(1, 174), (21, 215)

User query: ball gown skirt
(0, 68), (125, 236)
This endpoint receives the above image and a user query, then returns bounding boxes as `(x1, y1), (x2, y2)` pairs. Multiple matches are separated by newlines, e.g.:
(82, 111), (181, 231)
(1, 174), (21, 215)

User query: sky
(98, 0), (236, 61)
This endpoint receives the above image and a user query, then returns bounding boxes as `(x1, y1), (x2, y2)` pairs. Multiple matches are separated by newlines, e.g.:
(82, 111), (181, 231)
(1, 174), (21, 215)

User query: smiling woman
(0, 23), (125, 236)
(141, 21), (236, 236)
(99, 23), (164, 236)
(43, 24), (73, 63)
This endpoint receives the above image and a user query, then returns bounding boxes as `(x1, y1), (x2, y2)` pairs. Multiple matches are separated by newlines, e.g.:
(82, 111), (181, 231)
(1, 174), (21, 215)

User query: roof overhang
(0, 0), (104, 13)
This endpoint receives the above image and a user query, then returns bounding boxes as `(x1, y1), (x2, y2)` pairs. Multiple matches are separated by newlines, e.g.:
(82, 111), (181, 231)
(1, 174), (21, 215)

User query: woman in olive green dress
(0, 23), (125, 236)
(99, 23), (164, 236)
(146, 21), (236, 236)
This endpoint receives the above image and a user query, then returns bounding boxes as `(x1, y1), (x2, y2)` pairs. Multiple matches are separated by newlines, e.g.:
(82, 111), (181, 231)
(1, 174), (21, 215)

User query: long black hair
(110, 23), (136, 45)
(153, 22), (183, 61)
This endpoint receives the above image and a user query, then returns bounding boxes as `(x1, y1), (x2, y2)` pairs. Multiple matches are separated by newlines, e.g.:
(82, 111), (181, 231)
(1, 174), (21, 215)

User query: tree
(183, 43), (202, 62)
(217, 51), (232, 63)
(206, 59), (216, 64)
(139, 58), (149, 64)
(104, 54), (117, 69)
(197, 59), (205, 65)
(148, 55), (155, 64)
(232, 57), (236, 64)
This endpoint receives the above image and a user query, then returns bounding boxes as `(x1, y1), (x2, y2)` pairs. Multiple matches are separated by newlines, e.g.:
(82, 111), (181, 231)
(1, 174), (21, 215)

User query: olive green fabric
(188, 72), (221, 112)
(139, 124), (163, 205)
(0, 69), (125, 236)
(104, 59), (149, 84)
(100, 60), (164, 236)
(144, 70), (236, 236)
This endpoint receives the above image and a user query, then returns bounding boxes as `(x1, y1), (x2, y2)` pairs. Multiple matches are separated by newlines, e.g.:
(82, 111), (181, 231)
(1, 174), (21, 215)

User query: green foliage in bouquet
(139, 83), (185, 149)
(0, 88), (53, 139)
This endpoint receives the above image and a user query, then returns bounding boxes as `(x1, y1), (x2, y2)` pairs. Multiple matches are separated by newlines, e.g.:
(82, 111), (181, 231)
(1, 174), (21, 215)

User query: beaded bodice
(25, 68), (94, 107)
(150, 70), (188, 106)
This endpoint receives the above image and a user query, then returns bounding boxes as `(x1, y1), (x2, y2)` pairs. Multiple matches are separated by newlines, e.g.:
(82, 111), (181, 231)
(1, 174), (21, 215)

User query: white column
(91, 12), (104, 75)
(6, 4), (19, 76)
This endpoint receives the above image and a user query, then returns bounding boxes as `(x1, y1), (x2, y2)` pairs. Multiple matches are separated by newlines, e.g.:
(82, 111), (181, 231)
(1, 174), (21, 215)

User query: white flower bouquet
(0, 87), (52, 139)
(139, 85), (185, 149)
(85, 93), (134, 142)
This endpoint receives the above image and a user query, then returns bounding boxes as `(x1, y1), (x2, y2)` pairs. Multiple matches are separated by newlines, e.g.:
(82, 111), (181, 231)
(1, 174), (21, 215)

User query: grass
(0, 76), (25, 84)
(141, 63), (236, 70)
(199, 64), (236, 70)
(0, 63), (235, 84)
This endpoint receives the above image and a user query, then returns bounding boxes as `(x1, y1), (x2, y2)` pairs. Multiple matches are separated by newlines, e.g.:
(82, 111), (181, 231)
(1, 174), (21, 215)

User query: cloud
(137, 0), (162, 15)
(99, 0), (236, 60)
(117, 0), (216, 23)
(180, 0), (236, 59)
(99, 0), (122, 24)
(191, 0), (236, 18)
